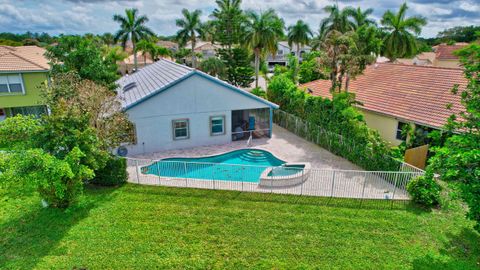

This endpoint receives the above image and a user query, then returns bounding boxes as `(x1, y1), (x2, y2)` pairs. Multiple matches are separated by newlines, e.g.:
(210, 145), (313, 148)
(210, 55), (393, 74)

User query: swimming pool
(141, 149), (286, 182)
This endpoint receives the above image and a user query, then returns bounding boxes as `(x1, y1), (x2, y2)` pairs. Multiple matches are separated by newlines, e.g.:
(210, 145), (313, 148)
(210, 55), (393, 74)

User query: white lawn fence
(125, 158), (423, 201)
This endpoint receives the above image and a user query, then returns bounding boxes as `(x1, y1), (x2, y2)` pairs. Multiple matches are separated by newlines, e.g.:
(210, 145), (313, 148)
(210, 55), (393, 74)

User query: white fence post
(184, 162), (188, 187)
(330, 171), (336, 197)
(135, 159), (140, 184)
(156, 160), (161, 186)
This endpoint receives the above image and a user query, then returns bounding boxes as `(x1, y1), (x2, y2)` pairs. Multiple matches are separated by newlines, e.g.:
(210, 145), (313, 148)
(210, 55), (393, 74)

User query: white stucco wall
(125, 74), (271, 155)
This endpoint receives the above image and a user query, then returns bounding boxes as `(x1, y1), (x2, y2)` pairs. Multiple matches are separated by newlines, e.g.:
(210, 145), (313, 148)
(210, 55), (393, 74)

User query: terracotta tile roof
(300, 63), (467, 128)
(0, 46), (49, 72)
(435, 43), (468, 60)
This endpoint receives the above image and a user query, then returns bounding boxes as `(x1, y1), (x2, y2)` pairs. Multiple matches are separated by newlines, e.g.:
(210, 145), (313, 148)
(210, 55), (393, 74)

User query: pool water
(142, 149), (286, 182)
(268, 164), (305, 177)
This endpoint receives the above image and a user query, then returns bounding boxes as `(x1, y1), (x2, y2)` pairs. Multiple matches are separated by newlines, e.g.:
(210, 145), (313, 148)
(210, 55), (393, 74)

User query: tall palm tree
(381, 3), (426, 61)
(321, 4), (355, 34)
(310, 22), (329, 50)
(287, 20), (313, 58)
(113, 8), (155, 72)
(243, 9), (284, 88)
(176, 9), (204, 68)
(345, 7), (376, 29)
(211, 0), (244, 48)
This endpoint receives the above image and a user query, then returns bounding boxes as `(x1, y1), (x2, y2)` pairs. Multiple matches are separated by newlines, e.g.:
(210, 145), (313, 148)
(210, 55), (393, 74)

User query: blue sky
(0, 0), (479, 38)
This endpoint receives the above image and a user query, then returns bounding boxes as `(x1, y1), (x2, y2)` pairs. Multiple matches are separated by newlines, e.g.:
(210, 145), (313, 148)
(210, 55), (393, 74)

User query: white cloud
(0, 0), (478, 38)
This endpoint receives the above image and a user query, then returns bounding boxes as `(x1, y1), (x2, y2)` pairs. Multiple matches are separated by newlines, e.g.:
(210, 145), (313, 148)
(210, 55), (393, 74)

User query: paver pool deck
(127, 125), (411, 200)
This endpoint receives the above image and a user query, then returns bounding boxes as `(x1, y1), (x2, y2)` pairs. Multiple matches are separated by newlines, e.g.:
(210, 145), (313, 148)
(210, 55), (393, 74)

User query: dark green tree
(210, 0), (244, 48)
(428, 44), (480, 231)
(46, 36), (119, 89)
(217, 47), (255, 87)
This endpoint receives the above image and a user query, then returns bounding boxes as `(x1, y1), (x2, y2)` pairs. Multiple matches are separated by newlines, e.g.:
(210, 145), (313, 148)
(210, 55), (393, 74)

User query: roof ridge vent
(123, 82), (137, 92)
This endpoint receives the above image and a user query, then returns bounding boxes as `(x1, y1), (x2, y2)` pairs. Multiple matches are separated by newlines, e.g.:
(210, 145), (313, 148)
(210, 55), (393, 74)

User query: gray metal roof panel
(116, 59), (193, 108)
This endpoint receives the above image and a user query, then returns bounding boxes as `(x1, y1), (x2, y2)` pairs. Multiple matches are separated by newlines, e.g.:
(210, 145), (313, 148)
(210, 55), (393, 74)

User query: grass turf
(1, 184), (479, 269)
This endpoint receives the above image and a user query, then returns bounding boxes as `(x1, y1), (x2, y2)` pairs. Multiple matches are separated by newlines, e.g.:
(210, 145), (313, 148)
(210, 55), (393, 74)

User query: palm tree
(310, 22), (329, 50)
(243, 9), (284, 88)
(287, 20), (313, 59)
(113, 8), (155, 72)
(321, 4), (355, 34)
(381, 3), (426, 61)
(345, 7), (376, 29)
(175, 9), (204, 68)
(199, 57), (226, 77)
(211, 0), (244, 48)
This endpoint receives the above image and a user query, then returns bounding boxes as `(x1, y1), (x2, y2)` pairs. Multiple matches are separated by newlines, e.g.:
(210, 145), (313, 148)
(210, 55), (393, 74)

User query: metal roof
(116, 59), (279, 110)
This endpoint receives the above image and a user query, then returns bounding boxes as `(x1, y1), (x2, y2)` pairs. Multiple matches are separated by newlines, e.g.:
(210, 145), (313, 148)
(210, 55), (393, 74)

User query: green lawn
(1, 184), (479, 269)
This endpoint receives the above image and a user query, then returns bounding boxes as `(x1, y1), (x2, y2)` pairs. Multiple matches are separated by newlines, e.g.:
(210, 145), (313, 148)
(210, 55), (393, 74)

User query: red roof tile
(435, 43), (468, 60)
(300, 63), (467, 128)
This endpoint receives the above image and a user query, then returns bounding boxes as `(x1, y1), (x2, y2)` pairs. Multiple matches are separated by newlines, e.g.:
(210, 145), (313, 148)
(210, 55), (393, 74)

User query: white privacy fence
(125, 158), (424, 201)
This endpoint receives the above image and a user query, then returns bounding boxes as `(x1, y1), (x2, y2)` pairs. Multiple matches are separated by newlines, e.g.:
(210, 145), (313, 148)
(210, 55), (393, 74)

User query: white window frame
(0, 74), (25, 94)
(172, 119), (190, 140)
(396, 121), (407, 141)
(210, 115), (225, 136)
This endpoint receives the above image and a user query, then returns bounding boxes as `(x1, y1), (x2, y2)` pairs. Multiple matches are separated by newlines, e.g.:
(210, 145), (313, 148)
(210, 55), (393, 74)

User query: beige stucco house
(301, 63), (467, 146)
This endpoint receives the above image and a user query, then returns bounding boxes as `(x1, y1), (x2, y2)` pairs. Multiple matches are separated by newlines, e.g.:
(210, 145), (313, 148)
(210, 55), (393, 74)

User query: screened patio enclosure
(231, 108), (271, 141)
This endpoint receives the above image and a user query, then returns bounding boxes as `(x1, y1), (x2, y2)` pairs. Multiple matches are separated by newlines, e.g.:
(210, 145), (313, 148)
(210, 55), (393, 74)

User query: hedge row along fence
(273, 109), (412, 173)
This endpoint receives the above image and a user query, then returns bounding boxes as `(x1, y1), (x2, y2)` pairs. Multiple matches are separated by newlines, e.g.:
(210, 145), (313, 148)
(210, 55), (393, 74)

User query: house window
(210, 115), (225, 136)
(0, 74), (24, 93)
(277, 50), (283, 55)
(172, 119), (189, 140)
(10, 105), (47, 118)
(396, 122), (408, 141)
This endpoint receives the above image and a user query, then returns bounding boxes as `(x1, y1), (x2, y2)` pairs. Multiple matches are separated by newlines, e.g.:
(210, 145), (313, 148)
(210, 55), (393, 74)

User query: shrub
(91, 156), (128, 186)
(407, 175), (442, 207)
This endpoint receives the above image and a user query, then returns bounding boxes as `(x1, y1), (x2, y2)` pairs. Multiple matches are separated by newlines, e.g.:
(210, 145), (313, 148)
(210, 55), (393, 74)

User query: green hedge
(91, 156), (128, 186)
(269, 74), (400, 172)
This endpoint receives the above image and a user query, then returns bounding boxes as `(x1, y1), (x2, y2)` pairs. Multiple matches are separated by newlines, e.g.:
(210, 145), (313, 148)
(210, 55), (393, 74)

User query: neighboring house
(118, 51), (154, 75)
(116, 59), (279, 155)
(432, 43), (468, 68)
(266, 41), (311, 70)
(156, 40), (178, 53)
(395, 52), (436, 66)
(0, 46), (49, 121)
(185, 41), (222, 60)
(301, 63), (467, 146)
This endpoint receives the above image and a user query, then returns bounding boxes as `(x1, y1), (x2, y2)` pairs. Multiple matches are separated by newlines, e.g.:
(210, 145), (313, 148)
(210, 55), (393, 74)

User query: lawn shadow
(0, 185), (117, 269)
(412, 227), (480, 269)
(126, 183), (420, 211)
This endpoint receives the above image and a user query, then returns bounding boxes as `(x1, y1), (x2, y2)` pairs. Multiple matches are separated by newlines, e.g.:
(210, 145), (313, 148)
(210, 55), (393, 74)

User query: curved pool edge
(259, 163), (311, 188)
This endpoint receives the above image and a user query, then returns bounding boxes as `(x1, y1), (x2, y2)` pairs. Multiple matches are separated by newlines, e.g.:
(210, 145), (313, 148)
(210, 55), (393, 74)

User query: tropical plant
(101, 32), (115, 46)
(310, 22), (329, 50)
(427, 44), (480, 232)
(380, 3), (427, 61)
(407, 173), (442, 207)
(211, 0), (244, 48)
(298, 51), (327, 84)
(345, 7), (376, 29)
(243, 9), (284, 88)
(287, 20), (313, 59)
(46, 36), (120, 89)
(136, 39), (155, 65)
(199, 57), (226, 77)
(175, 9), (204, 68)
(321, 4), (355, 34)
(113, 8), (155, 71)
(250, 87), (266, 98)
